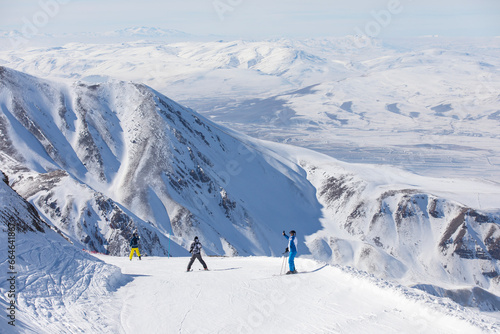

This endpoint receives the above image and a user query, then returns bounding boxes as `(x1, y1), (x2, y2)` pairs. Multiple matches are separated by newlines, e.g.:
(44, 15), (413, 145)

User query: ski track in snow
(89, 255), (499, 334)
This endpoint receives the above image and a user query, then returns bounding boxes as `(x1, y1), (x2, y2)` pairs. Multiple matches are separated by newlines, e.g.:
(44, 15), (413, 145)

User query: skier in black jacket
(187, 236), (208, 271)
(129, 232), (141, 260)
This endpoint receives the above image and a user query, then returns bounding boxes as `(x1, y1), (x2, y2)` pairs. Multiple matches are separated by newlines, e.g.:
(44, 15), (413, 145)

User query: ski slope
(92, 255), (498, 334)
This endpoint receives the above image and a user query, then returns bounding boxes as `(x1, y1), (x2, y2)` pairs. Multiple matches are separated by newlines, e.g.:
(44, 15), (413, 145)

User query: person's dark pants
(187, 253), (207, 270)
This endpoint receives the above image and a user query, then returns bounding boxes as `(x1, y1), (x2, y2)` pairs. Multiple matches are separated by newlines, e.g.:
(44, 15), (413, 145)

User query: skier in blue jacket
(283, 230), (298, 274)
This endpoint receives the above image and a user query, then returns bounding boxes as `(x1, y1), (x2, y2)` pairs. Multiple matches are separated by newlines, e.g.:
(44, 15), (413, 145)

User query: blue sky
(0, 0), (499, 38)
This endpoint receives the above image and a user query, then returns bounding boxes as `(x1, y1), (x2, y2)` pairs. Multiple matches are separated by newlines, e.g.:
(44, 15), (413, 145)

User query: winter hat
(290, 230), (296, 235)
(194, 236), (199, 240)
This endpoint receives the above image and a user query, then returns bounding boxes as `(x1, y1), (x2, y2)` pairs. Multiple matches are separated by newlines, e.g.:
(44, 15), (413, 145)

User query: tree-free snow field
(94, 255), (498, 334)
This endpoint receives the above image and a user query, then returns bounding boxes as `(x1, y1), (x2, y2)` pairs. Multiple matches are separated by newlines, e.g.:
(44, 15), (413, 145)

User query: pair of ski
(274, 271), (299, 277)
(187, 269), (209, 272)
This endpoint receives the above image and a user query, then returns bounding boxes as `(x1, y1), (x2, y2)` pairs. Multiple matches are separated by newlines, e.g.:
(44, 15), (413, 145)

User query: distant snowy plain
(1, 34), (499, 182)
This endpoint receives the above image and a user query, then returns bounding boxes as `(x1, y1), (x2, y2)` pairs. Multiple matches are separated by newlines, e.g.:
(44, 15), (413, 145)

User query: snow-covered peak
(106, 26), (193, 38)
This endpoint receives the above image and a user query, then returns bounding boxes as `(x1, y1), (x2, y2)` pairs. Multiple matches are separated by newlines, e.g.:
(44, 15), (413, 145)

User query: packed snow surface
(58, 255), (500, 333)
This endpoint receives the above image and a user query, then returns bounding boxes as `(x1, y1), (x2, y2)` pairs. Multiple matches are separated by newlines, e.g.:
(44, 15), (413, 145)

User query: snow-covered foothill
(0, 171), (128, 333)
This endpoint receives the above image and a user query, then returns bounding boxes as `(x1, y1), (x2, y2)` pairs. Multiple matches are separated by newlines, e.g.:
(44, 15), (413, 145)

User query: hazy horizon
(1, 0), (499, 43)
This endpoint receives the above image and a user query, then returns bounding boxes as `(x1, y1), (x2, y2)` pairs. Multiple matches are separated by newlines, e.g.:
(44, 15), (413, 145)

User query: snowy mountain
(1, 166), (499, 332)
(102, 26), (193, 38)
(0, 27), (205, 51)
(0, 38), (338, 100)
(303, 160), (500, 307)
(200, 44), (500, 181)
(0, 66), (320, 258)
(1, 66), (500, 317)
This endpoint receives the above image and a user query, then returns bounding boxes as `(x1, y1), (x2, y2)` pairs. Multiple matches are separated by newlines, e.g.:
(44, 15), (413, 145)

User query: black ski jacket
(130, 236), (140, 248)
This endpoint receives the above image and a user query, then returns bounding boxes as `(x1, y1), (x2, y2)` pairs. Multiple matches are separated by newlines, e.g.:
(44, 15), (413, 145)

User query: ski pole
(280, 250), (288, 275)
(280, 255), (286, 275)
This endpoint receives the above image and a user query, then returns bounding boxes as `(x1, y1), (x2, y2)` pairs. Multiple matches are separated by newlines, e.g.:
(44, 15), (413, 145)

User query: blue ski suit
(283, 233), (298, 272)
